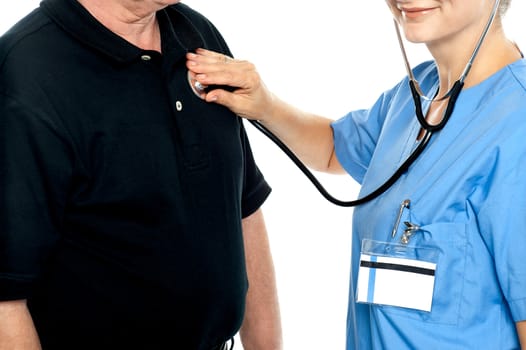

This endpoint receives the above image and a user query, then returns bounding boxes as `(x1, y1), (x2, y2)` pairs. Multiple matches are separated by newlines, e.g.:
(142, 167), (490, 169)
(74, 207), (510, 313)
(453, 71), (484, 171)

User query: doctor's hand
(186, 48), (276, 122)
(187, 49), (342, 174)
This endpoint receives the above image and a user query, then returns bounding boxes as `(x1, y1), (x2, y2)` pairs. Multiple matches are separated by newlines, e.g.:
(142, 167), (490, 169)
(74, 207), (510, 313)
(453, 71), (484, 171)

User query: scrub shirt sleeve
(475, 134), (526, 323)
(0, 93), (72, 301)
(239, 120), (271, 218)
(331, 87), (398, 183)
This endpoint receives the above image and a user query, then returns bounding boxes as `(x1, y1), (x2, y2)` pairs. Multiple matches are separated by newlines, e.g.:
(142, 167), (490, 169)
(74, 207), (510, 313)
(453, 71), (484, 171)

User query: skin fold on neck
(77, 0), (162, 52)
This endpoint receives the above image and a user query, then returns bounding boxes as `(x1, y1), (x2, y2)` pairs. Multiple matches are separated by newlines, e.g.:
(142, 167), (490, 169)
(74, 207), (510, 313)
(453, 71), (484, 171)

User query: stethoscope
(190, 0), (501, 208)
(248, 0), (501, 207)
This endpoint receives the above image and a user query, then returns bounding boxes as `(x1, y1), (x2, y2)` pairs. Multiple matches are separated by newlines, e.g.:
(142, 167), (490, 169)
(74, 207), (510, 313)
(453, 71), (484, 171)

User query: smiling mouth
(400, 7), (436, 19)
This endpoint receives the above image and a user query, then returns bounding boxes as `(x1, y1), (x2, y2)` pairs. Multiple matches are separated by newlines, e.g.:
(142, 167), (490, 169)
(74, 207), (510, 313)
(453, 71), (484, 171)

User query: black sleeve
(239, 120), (271, 218)
(0, 92), (72, 300)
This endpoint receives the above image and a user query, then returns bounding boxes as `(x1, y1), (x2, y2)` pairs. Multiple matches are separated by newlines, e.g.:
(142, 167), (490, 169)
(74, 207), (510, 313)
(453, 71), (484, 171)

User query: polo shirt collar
(40, 0), (205, 64)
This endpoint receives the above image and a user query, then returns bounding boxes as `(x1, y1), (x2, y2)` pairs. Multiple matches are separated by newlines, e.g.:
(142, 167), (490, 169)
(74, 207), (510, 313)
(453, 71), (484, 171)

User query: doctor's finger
(204, 88), (261, 121)
(187, 49), (235, 69)
(194, 61), (260, 92)
(187, 57), (253, 82)
(195, 48), (234, 63)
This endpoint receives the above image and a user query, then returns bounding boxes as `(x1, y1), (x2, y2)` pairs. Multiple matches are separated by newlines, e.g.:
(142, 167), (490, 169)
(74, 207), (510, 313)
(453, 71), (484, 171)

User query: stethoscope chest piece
(187, 71), (207, 98)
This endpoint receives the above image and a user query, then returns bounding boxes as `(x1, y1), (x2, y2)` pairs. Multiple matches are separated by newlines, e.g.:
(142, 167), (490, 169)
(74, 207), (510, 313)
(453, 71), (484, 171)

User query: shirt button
(176, 101), (183, 111)
(141, 54), (152, 61)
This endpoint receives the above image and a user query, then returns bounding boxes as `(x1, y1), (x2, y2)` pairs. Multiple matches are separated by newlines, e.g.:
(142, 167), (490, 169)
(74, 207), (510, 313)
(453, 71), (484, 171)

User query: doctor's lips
(398, 6), (438, 19)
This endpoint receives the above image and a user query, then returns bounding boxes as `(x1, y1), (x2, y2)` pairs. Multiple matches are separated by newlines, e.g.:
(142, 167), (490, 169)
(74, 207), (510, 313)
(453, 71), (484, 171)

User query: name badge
(356, 240), (438, 312)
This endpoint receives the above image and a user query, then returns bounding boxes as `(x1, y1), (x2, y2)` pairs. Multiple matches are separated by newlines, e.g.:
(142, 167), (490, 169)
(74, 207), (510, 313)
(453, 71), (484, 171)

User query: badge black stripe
(360, 260), (435, 276)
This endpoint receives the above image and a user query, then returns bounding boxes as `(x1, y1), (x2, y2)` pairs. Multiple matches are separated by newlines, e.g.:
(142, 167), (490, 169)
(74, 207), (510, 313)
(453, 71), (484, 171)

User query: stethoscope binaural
(248, 0), (501, 207)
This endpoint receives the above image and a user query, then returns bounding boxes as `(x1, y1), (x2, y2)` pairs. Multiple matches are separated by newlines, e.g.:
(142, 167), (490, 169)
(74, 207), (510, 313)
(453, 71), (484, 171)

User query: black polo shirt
(0, 0), (271, 348)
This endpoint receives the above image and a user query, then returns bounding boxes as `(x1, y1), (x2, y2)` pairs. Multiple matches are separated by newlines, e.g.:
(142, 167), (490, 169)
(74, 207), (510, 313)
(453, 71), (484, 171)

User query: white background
(1, 1), (524, 349)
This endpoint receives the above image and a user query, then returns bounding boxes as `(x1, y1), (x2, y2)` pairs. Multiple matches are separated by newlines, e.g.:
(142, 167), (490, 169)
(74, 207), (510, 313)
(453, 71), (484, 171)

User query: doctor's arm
(517, 321), (526, 349)
(240, 208), (283, 350)
(0, 299), (41, 350)
(186, 49), (345, 175)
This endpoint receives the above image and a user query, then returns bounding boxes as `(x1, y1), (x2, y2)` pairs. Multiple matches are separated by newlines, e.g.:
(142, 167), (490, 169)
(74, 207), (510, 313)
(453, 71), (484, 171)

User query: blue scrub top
(332, 59), (526, 349)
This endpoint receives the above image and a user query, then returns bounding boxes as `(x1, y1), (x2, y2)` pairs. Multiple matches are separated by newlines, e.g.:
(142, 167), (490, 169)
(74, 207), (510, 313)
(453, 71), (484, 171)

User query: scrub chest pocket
(361, 221), (468, 326)
(388, 221), (466, 325)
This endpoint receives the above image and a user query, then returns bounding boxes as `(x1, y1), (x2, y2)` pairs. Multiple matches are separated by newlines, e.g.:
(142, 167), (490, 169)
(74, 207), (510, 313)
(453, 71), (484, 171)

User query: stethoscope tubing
(249, 119), (433, 207)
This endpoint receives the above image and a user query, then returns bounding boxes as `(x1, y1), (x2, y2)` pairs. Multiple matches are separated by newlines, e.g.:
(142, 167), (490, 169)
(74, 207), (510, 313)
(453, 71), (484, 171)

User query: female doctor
(186, 0), (526, 348)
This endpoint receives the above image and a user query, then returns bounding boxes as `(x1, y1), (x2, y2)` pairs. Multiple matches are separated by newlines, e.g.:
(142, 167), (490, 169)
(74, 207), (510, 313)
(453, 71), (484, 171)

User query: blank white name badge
(356, 240), (438, 312)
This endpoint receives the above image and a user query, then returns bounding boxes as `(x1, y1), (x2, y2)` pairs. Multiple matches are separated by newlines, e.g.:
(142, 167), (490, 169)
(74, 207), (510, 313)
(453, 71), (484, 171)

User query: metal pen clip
(401, 221), (420, 244)
(391, 199), (410, 238)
